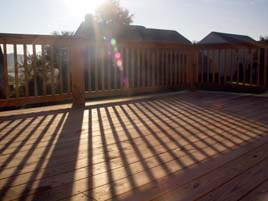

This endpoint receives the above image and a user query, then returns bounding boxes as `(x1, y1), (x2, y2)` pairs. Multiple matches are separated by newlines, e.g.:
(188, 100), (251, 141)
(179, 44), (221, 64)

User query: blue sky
(0, 0), (267, 41)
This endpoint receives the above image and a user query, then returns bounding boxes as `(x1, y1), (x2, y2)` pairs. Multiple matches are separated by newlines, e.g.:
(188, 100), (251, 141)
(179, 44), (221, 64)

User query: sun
(65, 0), (106, 17)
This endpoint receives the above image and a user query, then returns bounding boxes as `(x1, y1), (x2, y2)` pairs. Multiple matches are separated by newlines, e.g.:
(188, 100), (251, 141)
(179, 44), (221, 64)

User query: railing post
(70, 43), (85, 107)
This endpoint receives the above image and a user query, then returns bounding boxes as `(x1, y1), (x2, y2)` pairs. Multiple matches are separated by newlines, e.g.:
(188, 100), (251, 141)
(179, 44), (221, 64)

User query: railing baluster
(165, 49), (169, 87)
(236, 48), (240, 84)
(131, 48), (135, 88)
(137, 48), (140, 89)
(50, 46), (55, 95)
(94, 46), (98, 92)
(170, 49), (173, 87)
(142, 48), (146, 88)
(201, 50), (204, 84)
(124, 47), (129, 89)
(161, 49), (165, 87)
(58, 48), (63, 94)
(13, 44), (19, 98)
(207, 49), (210, 84)
(174, 50), (178, 87)
(87, 46), (91, 92)
(107, 47), (111, 91)
(265, 48), (268, 88)
(41, 45), (46, 96)
(23, 44), (29, 97)
(152, 49), (155, 87)
(32, 44), (38, 97)
(230, 49), (233, 83)
(224, 49), (227, 84)
(250, 48), (253, 85)
(101, 47), (105, 92)
(212, 49), (215, 84)
(257, 48), (260, 86)
(147, 48), (150, 87)
(195, 49), (199, 84)
(120, 46), (124, 90)
(218, 49), (221, 85)
(243, 48), (246, 85)
(156, 49), (161, 87)
(67, 47), (71, 94)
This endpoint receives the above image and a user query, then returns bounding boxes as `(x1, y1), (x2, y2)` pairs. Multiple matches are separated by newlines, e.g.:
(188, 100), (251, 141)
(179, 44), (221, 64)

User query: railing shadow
(0, 91), (268, 201)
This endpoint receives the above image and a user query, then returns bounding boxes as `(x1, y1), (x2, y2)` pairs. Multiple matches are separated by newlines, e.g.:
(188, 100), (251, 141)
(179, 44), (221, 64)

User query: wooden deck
(1, 91), (268, 201)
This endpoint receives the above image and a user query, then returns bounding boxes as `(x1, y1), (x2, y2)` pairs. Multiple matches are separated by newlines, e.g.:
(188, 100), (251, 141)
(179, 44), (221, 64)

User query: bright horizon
(0, 0), (267, 42)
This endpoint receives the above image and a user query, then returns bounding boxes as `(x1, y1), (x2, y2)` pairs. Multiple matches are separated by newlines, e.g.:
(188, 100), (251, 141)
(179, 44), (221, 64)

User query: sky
(0, 0), (267, 42)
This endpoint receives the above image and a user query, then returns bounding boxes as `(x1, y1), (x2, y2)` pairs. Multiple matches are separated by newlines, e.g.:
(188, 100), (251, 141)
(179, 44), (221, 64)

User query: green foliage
(94, 0), (133, 36)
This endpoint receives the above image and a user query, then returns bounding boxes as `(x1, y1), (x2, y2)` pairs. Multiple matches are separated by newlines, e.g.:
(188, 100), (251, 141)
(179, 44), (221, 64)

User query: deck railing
(193, 43), (268, 90)
(0, 33), (267, 107)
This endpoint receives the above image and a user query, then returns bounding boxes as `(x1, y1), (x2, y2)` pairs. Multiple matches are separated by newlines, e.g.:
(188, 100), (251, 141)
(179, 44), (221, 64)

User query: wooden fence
(0, 33), (267, 107)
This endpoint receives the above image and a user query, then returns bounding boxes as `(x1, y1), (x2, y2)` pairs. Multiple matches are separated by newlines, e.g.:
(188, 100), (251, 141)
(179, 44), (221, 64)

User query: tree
(94, 0), (133, 37)
(260, 36), (268, 42)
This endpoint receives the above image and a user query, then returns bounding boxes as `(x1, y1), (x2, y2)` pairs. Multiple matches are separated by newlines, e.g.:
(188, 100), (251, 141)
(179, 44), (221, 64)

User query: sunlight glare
(65, 0), (106, 17)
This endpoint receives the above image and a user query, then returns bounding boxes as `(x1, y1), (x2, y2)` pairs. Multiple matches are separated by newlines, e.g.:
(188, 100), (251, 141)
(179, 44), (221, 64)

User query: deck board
(0, 91), (268, 201)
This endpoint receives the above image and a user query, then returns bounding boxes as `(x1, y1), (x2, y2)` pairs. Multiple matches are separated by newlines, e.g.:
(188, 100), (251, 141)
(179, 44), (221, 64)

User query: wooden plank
(58, 48), (63, 94)
(50, 46), (55, 96)
(23, 44), (29, 97)
(32, 45), (38, 97)
(41, 45), (46, 96)
(239, 179), (268, 201)
(197, 150), (268, 201)
(257, 48), (261, 86)
(13, 44), (19, 98)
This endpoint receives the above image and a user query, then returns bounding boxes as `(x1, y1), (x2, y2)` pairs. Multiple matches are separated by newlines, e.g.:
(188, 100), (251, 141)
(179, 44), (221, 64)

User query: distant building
(198, 32), (257, 83)
(199, 31), (256, 44)
(76, 14), (191, 44)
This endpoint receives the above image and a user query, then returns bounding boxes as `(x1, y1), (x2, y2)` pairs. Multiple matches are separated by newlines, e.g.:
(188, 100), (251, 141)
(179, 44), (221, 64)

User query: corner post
(70, 42), (85, 107)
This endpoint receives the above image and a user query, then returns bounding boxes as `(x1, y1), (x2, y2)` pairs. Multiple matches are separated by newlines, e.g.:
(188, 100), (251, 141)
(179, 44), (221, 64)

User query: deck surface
(1, 91), (268, 201)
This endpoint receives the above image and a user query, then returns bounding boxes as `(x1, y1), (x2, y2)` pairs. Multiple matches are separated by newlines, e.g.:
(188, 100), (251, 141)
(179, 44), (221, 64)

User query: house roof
(199, 31), (256, 44)
(75, 16), (191, 44)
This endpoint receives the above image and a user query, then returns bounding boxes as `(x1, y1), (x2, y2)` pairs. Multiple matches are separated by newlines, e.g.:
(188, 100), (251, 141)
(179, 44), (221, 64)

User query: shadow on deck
(0, 91), (268, 201)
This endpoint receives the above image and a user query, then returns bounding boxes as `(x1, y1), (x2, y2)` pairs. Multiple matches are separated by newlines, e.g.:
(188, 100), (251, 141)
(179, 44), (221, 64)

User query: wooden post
(71, 44), (85, 107)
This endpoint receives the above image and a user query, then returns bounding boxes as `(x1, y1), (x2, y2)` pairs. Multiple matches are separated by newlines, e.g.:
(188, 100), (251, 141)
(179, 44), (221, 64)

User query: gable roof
(199, 31), (256, 44)
(75, 16), (191, 44)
